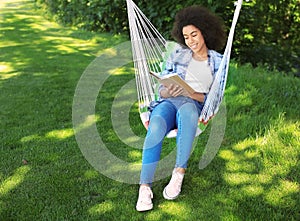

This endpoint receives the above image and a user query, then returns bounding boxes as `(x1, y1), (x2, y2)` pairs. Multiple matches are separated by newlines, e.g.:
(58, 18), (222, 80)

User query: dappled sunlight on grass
(122, 135), (142, 145)
(158, 201), (192, 218)
(102, 48), (118, 57)
(0, 0), (128, 85)
(220, 113), (299, 208)
(84, 170), (99, 180)
(45, 128), (74, 140)
(53, 45), (77, 54)
(20, 134), (42, 143)
(88, 200), (114, 215)
(28, 19), (61, 31)
(144, 211), (163, 220)
(20, 128), (74, 143)
(128, 150), (142, 162)
(13, 13), (40, 21)
(0, 72), (19, 80)
(0, 62), (19, 79)
(108, 67), (132, 76)
(256, 173), (273, 184)
(0, 40), (22, 47)
(128, 150), (142, 158)
(42, 35), (99, 52)
(234, 90), (254, 107)
(265, 180), (299, 206)
(0, 0), (299, 219)
(241, 184), (264, 196)
(73, 114), (100, 133)
(219, 149), (237, 161)
(42, 34), (102, 56)
(0, 166), (30, 196)
(226, 160), (259, 173)
(224, 172), (254, 185)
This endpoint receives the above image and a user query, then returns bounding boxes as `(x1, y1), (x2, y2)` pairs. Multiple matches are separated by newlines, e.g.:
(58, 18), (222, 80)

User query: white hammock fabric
(126, 0), (243, 137)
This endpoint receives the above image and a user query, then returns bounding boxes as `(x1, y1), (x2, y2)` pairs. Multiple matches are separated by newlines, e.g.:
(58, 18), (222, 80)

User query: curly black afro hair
(171, 5), (226, 50)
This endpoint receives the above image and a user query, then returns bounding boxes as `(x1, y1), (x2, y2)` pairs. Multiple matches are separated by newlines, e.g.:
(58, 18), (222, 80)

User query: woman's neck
(192, 48), (208, 61)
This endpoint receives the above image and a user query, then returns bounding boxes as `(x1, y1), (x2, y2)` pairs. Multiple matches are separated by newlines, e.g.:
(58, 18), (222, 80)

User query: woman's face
(182, 25), (206, 54)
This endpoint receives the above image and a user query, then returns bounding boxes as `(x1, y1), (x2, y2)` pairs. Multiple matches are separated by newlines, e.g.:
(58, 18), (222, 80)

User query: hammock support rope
(126, 0), (243, 138)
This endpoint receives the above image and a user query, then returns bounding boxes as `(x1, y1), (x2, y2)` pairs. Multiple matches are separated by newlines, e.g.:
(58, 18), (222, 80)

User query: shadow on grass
(0, 0), (299, 220)
(91, 62), (300, 220)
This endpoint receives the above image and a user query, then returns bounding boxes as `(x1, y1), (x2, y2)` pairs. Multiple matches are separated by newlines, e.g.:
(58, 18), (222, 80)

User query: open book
(150, 71), (195, 96)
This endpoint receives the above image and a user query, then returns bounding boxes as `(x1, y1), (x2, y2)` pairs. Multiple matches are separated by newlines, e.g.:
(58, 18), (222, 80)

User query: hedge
(35, 0), (299, 75)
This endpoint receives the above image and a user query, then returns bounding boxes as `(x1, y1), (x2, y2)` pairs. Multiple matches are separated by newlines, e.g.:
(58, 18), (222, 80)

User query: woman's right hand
(160, 84), (184, 98)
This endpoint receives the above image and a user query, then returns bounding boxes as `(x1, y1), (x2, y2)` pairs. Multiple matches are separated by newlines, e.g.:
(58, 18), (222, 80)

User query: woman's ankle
(175, 167), (186, 174)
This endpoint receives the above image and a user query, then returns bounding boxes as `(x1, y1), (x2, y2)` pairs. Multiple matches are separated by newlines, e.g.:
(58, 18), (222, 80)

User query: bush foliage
(35, 0), (299, 75)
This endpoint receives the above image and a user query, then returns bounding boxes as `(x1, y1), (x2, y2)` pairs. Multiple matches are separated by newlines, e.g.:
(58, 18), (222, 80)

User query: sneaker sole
(136, 203), (153, 212)
(163, 187), (179, 200)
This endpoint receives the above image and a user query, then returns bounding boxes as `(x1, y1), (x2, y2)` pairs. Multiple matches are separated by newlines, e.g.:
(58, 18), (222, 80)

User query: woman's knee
(144, 116), (168, 148)
(148, 115), (168, 135)
(178, 103), (199, 121)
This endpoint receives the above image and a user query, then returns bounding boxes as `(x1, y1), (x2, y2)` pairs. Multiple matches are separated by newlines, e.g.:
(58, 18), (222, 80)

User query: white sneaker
(136, 185), (153, 212)
(163, 169), (184, 200)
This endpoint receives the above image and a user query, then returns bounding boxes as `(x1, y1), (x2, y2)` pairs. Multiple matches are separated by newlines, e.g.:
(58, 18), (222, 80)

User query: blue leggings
(140, 97), (203, 184)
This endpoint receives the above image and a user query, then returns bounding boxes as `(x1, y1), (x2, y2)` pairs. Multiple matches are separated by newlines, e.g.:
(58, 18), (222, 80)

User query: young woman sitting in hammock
(136, 5), (226, 212)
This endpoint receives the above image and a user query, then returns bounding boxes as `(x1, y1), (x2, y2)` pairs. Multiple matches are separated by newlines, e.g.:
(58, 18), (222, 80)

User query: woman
(136, 5), (226, 211)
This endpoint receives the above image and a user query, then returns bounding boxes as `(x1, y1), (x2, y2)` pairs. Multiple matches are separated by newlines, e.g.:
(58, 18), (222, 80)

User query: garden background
(0, 0), (299, 220)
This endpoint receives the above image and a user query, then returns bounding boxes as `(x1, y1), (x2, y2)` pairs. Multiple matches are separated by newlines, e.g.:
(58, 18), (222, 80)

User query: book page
(150, 71), (195, 96)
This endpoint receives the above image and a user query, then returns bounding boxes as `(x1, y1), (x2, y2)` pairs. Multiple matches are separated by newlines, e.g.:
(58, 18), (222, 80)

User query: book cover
(150, 71), (195, 95)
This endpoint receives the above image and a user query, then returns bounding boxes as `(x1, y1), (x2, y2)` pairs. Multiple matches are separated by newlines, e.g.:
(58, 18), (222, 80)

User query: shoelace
(170, 172), (183, 191)
(139, 186), (153, 202)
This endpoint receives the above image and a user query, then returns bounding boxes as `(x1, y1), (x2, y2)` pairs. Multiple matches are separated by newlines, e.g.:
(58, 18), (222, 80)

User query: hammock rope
(199, 0), (243, 123)
(126, 0), (243, 137)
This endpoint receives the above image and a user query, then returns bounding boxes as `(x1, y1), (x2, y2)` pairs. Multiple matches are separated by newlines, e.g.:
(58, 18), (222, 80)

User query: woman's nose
(187, 37), (194, 44)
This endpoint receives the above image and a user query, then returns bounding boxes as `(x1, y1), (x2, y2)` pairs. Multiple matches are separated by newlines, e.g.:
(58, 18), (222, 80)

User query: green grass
(1, 0), (299, 220)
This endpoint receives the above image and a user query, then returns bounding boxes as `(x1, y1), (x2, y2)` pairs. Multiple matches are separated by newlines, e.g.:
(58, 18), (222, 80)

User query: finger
(173, 87), (183, 97)
(165, 83), (174, 89)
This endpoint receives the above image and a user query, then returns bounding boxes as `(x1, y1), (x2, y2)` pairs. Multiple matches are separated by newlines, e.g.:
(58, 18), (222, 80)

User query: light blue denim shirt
(158, 44), (223, 95)
(148, 44), (223, 111)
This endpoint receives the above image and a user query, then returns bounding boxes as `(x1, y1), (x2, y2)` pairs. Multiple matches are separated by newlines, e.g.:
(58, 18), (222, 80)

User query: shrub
(35, 0), (299, 75)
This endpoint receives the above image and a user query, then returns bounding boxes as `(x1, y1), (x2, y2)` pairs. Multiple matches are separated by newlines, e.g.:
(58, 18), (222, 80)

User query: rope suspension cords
(126, 0), (243, 138)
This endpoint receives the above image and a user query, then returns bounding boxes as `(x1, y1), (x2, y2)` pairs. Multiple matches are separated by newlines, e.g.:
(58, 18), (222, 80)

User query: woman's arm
(188, 92), (206, 103)
(160, 84), (206, 103)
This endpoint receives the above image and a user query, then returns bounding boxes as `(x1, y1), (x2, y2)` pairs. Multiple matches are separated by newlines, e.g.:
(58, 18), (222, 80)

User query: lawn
(0, 0), (299, 220)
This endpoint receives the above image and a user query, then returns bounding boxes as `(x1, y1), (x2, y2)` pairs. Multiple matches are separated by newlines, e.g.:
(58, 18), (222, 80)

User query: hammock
(127, 0), (243, 138)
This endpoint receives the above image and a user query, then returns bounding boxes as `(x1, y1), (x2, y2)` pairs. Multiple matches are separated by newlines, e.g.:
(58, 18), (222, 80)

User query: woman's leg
(162, 102), (199, 200)
(175, 102), (199, 169)
(139, 101), (177, 185)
